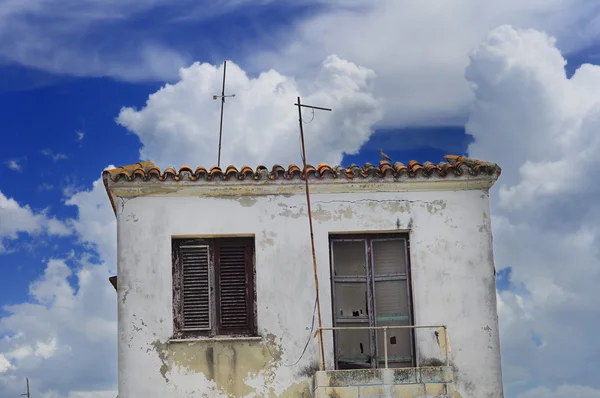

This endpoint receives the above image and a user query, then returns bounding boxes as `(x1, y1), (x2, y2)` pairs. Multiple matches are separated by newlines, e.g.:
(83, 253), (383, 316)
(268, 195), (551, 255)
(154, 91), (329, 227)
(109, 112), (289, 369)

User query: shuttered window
(330, 234), (414, 370)
(172, 238), (255, 338)
(181, 245), (211, 330)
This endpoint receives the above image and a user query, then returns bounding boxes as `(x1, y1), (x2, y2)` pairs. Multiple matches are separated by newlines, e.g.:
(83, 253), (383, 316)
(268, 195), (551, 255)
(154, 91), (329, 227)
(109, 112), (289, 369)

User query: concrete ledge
(314, 383), (454, 397)
(313, 367), (455, 397)
(314, 366), (453, 388)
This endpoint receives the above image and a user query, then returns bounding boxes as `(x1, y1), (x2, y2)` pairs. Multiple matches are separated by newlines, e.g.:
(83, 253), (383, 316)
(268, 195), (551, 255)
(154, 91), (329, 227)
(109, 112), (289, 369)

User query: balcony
(313, 325), (455, 397)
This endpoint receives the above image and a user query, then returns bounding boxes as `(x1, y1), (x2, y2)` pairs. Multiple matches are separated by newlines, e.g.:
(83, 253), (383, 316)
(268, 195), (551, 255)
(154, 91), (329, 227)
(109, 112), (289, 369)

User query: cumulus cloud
(64, 176), (117, 264)
(117, 56), (383, 167)
(0, 258), (117, 396)
(0, 354), (11, 373)
(3, 0), (597, 110)
(0, 191), (71, 252)
(251, 0), (600, 127)
(0, 178), (117, 397)
(465, 25), (600, 395)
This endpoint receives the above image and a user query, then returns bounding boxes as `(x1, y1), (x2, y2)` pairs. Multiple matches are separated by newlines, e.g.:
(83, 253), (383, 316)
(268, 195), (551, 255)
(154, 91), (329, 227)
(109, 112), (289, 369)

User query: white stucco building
(104, 155), (504, 398)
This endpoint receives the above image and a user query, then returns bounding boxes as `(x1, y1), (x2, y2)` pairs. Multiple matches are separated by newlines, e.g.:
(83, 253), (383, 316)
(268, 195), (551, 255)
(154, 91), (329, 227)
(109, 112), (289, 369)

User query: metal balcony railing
(316, 324), (449, 370)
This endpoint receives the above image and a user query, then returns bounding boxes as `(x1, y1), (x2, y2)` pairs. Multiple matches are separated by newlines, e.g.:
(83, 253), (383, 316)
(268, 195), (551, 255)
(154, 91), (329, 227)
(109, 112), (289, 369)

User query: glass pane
(372, 239), (407, 275)
(374, 279), (412, 367)
(376, 321), (412, 367)
(332, 240), (367, 277)
(374, 280), (409, 318)
(335, 322), (372, 369)
(335, 282), (368, 320)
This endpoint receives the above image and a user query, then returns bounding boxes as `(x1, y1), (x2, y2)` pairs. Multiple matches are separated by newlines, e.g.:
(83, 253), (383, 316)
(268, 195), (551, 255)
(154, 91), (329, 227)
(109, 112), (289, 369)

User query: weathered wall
(115, 185), (503, 397)
(313, 367), (457, 397)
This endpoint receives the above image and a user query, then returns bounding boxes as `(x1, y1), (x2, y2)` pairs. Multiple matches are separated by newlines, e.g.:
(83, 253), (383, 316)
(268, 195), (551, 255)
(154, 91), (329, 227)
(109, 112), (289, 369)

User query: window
(172, 237), (255, 338)
(329, 234), (414, 369)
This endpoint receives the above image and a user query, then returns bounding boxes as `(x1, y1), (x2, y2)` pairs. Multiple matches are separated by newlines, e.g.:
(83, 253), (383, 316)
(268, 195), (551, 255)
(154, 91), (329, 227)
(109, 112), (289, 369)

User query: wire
(298, 131), (305, 164)
(297, 107), (314, 164)
(266, 296), (318, 367)
(302, 108), (315, 124)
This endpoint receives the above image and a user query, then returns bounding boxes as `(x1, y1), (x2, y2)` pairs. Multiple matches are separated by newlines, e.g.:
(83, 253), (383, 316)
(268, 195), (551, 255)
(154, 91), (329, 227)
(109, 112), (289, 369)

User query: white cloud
(2, 0), (598, 93)
(64, 176), (117, 267)
(4, 337), (57, 363)
(38, 182), (54, 191)
(0, 354), (11, 373)
(76, 130), (85, 142)
(251, 0), (600, 127)
(0, 0), (283, 82)
(0, 0), (187, 81)
(517, 385), (600, 398)
(0, 178), (118, 397)
(465, 25), (600, 395)
(39, 183), (54, 191)
(5, 159), (22, 172)
(40, 149), (68, 161)
(117, 56), (383, 167)
(0, 190), (71, 252)
(43, 390), (118, 398)
(0, 257), (117, 396)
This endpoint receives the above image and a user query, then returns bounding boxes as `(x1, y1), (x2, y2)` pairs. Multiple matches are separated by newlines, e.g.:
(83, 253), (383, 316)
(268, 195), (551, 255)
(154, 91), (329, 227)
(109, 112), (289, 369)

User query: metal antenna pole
(20, 378), (30, 398)
(213, 60), (236, 168)
(294, 96), (332, 371)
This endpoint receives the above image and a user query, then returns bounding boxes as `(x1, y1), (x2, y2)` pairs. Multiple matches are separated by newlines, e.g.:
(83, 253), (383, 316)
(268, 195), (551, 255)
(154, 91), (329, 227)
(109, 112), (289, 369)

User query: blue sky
(1, 1), (600, 397)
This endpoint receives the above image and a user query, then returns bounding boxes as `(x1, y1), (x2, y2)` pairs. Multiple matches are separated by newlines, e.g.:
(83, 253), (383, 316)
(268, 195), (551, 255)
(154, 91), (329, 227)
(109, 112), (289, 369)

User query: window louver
(216, 242), (253, 333)
(172, 237), (255, 338)
(181, 245), (210, 330)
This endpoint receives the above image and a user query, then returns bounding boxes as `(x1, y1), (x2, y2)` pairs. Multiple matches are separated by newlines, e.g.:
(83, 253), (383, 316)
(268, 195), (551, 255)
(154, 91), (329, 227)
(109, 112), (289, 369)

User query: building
(104, 155), (504, 397)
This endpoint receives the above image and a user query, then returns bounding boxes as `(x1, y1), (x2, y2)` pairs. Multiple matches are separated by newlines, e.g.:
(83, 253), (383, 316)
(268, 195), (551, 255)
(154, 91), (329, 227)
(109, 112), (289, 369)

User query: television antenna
(213, 60), (236, 168)
(294, 96), (332, 372)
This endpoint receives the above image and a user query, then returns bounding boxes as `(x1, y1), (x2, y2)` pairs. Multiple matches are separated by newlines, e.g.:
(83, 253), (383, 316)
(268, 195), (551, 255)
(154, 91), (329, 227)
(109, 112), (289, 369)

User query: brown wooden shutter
(215, 239), (254, 335)
(180, 244), (211, 331)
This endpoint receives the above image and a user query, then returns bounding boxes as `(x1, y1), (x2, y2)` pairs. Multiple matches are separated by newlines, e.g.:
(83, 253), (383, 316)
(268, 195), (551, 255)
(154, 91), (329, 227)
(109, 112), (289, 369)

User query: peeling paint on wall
(426, 199), (447, 214)
(145, 335), (311, 397)
(150, 339), (170, 383)
(277, 205), (306, 219)
(237, 196), (258, 207)
(117, 188), (503, 397)
(312, 206), (354, 223)
(260, 230), (277, 249)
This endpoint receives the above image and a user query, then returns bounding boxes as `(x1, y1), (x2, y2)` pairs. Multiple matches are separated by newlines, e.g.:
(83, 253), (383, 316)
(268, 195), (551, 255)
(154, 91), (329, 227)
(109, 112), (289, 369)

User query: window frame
(172, 237), (256, 339)
(329, 233), (415, 369)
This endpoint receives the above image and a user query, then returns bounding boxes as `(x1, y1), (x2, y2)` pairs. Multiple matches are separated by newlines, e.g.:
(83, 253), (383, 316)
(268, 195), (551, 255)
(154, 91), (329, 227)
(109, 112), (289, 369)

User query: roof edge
(102, 155), (501, 217)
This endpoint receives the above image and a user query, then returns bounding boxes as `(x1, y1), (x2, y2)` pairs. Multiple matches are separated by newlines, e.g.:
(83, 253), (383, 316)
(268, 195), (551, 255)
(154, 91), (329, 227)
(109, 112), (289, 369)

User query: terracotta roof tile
(102, 155), (500, 213)
(103, 155), (500, 182)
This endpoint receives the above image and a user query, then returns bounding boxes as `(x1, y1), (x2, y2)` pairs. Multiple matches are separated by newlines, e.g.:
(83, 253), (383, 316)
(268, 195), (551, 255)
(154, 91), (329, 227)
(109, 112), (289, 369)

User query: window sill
(169, 336), (263, 343)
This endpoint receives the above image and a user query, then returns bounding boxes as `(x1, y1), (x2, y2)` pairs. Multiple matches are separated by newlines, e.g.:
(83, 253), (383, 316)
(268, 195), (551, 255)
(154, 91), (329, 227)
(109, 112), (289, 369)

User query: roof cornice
(102, 155), (501, 216)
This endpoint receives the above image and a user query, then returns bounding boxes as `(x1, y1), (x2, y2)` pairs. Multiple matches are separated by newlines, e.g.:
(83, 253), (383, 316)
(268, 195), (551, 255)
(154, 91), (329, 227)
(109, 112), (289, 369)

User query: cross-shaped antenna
(294, 96), (331, 373)
(213, 60), (236, 168)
